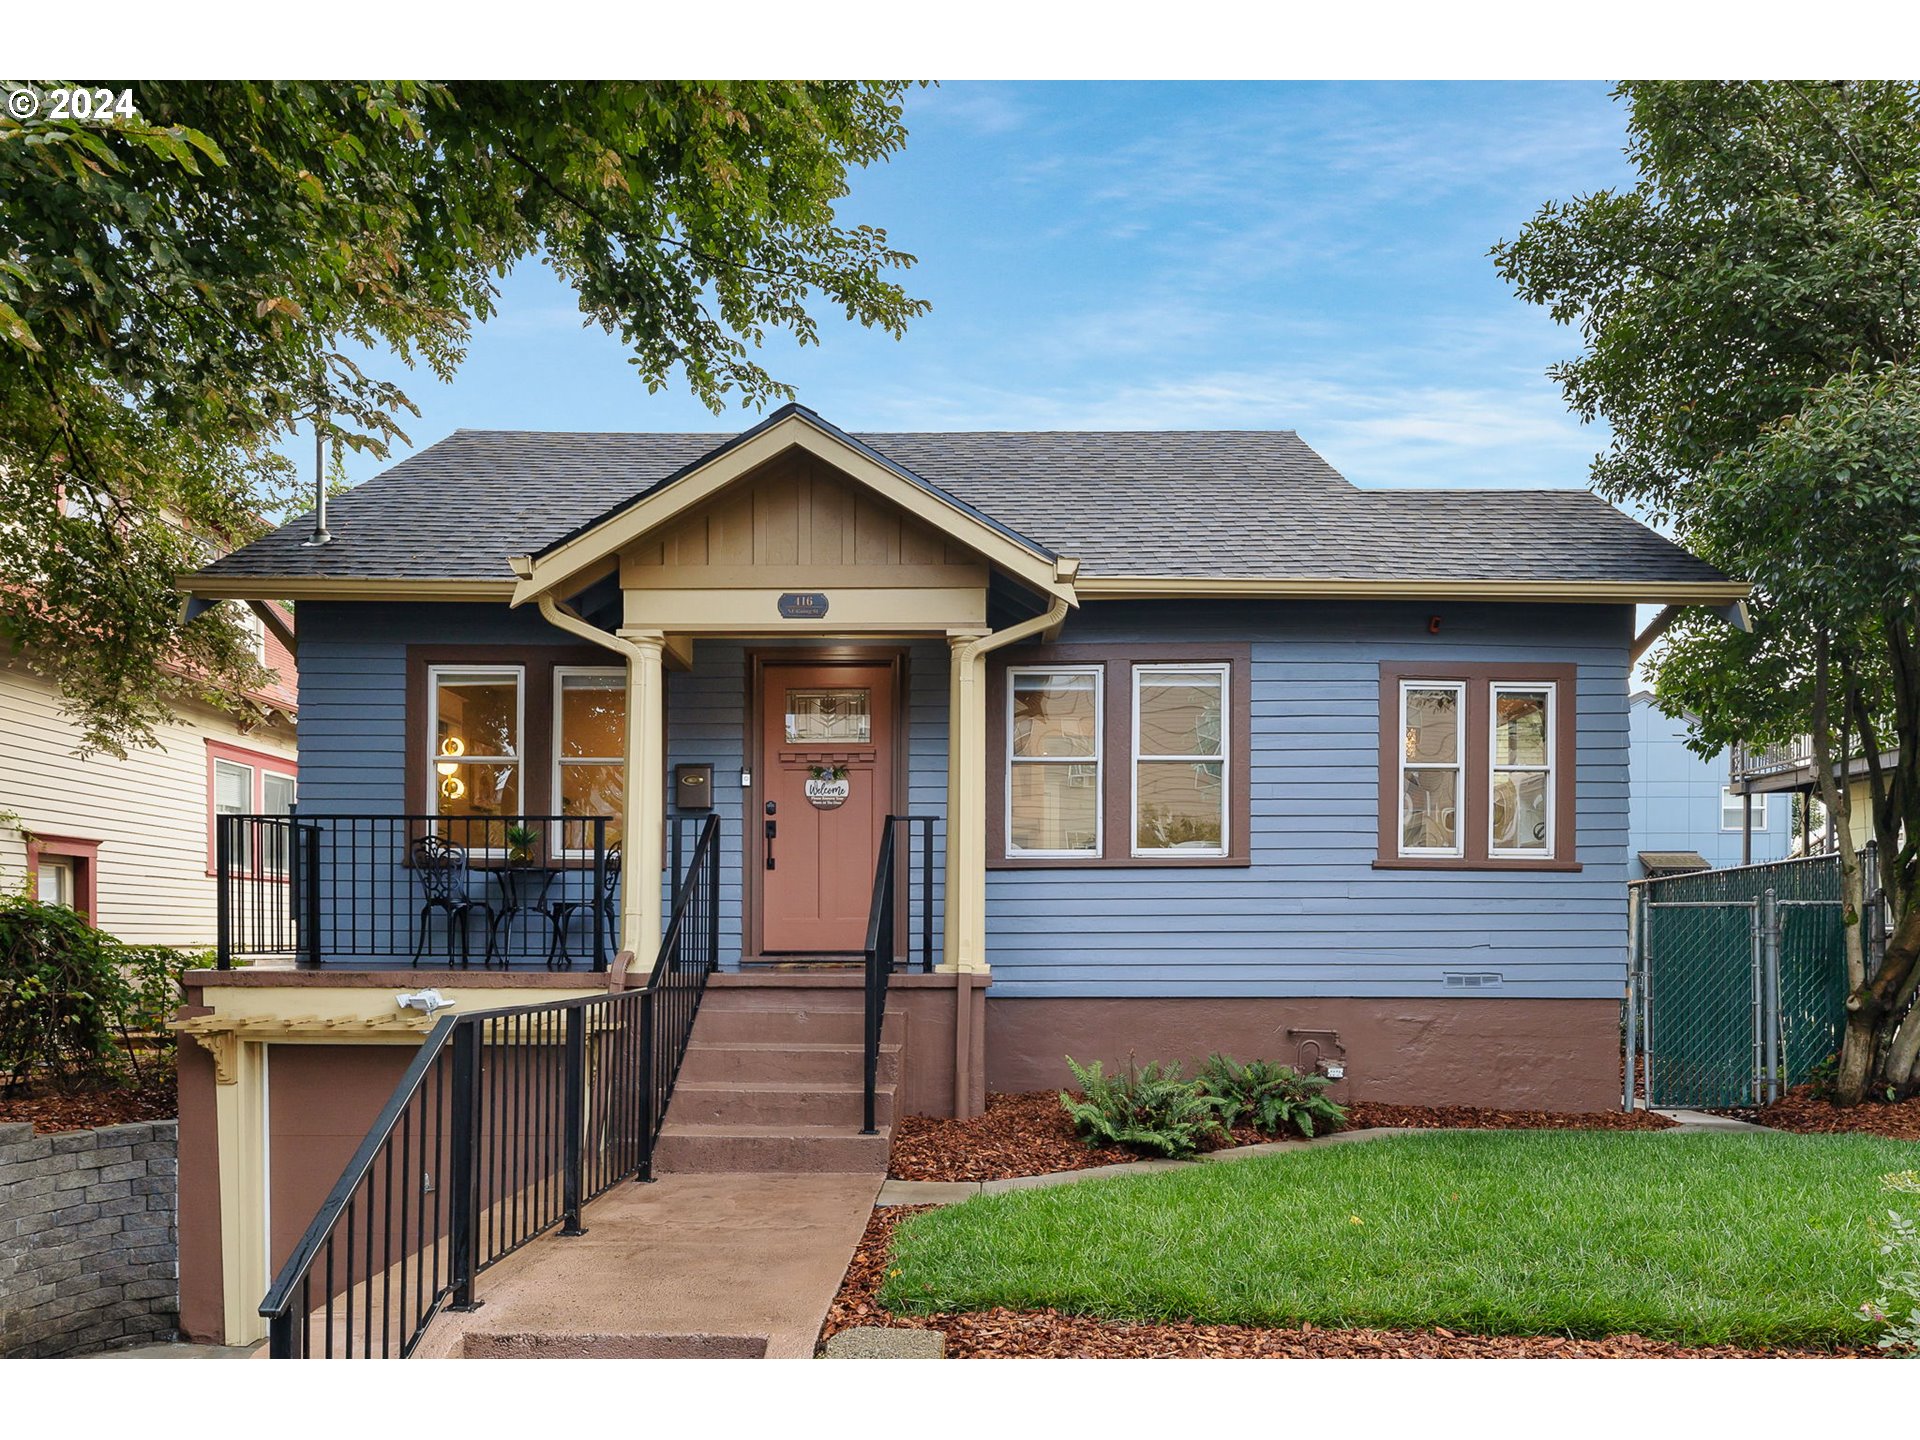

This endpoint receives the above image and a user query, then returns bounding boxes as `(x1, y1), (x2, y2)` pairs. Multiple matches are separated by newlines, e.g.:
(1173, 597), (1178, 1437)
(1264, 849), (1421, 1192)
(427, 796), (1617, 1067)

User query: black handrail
(861, 815), (940, 1135)
(258, 815), (721, 1358)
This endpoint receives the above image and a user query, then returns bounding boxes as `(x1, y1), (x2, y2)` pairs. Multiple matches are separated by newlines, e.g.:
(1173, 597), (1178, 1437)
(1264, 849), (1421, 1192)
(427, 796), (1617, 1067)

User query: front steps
(652, 974), (902, 1175)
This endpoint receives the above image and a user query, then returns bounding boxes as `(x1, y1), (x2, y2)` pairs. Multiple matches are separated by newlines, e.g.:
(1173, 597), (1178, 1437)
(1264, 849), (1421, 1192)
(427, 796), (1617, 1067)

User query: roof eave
(1072, 576), (1751, 604)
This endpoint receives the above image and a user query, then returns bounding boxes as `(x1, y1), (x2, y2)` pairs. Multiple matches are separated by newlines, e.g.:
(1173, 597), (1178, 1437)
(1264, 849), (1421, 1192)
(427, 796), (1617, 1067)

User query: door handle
(765, 818), (776, 870)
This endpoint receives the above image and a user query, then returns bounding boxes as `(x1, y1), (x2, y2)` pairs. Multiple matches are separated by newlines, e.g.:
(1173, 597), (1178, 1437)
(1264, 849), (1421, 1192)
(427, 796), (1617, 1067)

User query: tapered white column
(620, 630), (666, 964)
(945, 633), (990, 972)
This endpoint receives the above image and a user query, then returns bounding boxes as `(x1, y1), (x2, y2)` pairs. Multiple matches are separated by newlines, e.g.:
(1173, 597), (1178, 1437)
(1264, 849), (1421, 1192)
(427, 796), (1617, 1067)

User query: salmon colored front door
(757, 661), (896, 955)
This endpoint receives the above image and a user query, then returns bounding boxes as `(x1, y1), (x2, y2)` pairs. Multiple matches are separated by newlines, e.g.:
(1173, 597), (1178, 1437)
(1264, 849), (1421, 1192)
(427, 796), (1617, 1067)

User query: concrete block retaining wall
(0, 1119), (179, 1357)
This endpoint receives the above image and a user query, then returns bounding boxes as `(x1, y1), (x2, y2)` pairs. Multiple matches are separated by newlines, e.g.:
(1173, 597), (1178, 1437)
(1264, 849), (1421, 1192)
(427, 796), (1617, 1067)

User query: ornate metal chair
(409, 835), (496, 967)
(544, 842), (621, 970)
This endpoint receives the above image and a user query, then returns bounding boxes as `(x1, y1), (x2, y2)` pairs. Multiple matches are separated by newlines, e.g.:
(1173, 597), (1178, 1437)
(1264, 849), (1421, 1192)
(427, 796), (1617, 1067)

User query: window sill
(990, 854), (1250, 871)
(1371, 857), (1583, 873)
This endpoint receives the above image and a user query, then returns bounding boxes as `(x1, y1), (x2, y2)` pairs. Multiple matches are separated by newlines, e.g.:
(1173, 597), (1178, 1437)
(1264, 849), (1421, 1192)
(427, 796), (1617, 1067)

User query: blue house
(173, 406), (1744, 1343)
(1628, 691), (1789, 877)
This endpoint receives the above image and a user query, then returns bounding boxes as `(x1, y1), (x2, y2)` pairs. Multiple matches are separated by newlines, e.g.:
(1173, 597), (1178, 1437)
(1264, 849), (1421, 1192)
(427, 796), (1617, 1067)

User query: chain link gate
(1625, 855), (1849, 1110)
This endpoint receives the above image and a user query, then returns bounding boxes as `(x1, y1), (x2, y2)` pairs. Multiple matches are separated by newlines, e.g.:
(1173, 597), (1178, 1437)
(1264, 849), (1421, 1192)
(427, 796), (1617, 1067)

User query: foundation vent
(1444, 971), (1504, 989)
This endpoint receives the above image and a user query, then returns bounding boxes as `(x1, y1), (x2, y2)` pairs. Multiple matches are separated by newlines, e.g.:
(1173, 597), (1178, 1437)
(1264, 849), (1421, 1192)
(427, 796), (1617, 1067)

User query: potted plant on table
(503, 824), (540, 865)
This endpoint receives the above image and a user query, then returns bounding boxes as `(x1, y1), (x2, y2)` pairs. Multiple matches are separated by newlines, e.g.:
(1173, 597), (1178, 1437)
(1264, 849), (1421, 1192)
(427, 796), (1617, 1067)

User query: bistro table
(488, 862), (567, 964)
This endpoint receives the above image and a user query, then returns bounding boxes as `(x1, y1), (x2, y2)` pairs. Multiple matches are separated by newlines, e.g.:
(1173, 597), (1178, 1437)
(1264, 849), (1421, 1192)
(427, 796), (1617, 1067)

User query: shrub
(1197, 1053), (1348, 1138)
(1060, 1055), (1226, 1159)
(1862, 1169), (1920, 1356)
(0, 895), (208, 1095)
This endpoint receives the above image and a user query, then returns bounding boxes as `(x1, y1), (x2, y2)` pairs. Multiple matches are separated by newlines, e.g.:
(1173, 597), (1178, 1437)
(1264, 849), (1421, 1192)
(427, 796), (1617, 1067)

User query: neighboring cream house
(0, 603), (297, 946)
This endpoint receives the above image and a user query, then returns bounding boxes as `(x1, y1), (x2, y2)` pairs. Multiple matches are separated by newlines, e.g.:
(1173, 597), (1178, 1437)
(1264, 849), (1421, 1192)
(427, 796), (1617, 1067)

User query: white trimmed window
(213, 757), (255, 874)
(553, 667), (626, 854)
(1721, 787), (1767, 831)
(427, 666), (524, 850)
(1132, 664), (1229, 857)
(1007, 668), (1103, 856)
(1400, 681), (1465, 857)
(1489, 683), (1556, 858)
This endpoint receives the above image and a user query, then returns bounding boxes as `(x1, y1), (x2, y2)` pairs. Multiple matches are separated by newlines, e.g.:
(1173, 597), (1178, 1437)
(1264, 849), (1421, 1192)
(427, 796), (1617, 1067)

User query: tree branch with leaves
(0, 80), (928, 754)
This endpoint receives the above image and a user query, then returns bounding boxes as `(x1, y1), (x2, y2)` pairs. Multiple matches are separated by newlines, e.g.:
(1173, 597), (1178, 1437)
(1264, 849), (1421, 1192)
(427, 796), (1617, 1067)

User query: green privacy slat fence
(1632, 855), (1848, 1110)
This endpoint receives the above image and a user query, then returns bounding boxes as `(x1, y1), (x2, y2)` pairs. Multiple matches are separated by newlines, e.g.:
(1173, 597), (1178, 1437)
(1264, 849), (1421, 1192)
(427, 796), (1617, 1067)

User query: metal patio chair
(543, 842), (621, 970)
(409, 835), (497, 967)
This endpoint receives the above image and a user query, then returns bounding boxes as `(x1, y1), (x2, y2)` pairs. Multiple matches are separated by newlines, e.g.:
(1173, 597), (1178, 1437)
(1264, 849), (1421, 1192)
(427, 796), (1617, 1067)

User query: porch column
(620, 629), (666, 965)
(944, 632), (991, 973)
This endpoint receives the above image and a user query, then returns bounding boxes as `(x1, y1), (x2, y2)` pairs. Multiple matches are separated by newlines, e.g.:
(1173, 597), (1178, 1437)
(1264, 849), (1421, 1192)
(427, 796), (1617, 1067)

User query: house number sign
(778, 591), (829, 619)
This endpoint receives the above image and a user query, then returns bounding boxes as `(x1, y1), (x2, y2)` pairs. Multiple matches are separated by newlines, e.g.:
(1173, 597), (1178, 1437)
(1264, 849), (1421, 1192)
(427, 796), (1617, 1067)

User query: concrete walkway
(876, 1116), (1777, 1207)
(416, 1171), (881, 1359)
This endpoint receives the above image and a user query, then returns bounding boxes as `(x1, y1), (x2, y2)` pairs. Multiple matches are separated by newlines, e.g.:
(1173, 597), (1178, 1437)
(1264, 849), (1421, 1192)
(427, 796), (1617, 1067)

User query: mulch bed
(822, 1205), (1863, 1358)
(1722, 1085), (1920, 1141)
(0, 1073), (177, 1134)
(889, 1090), (1676, 1183)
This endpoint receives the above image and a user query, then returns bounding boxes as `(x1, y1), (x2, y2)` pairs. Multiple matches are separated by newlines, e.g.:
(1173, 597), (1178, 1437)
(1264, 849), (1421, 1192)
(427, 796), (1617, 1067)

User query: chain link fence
(1626, 853), (1859, 1110)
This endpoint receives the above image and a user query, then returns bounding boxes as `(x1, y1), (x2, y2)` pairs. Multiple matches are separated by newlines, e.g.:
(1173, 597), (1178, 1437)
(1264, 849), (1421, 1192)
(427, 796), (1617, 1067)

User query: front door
(756, 660), (897, 955)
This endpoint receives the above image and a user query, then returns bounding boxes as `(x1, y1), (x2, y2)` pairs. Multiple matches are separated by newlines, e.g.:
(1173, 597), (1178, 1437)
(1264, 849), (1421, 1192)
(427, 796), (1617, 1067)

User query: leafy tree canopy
(1495, 80), (1920, 1098)
(0, 80), (926, 753)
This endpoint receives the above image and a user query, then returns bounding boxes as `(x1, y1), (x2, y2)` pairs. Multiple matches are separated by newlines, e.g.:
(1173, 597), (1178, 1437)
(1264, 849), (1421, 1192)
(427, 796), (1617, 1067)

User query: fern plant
(1059, 1056), (1226, 1159)
(1197, 1053), (1348, 1139)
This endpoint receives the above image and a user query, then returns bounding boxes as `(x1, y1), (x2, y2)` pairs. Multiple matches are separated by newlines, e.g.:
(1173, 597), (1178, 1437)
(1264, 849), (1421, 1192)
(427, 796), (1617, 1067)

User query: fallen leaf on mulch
(890, 1091), (1674, 1182)
(823, 1206), (1865, 1359)
(0, 1074), (177, 1133)
(1727, 1086), (1920, 1142)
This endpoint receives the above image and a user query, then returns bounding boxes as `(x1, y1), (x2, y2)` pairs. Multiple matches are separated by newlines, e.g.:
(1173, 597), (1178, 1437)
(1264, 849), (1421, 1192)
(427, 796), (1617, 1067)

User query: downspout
(946, 592), (1071, 1118)
(533, 594), (663, 973)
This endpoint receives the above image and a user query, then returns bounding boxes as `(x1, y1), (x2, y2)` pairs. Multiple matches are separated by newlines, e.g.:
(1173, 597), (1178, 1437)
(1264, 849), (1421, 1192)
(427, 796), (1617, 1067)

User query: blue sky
(326, 81), (1638, 494)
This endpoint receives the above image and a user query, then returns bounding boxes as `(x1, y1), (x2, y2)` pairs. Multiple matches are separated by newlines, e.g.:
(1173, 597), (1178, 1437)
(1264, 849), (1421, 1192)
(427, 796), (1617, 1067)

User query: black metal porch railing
(215, 814), (617, 971)
(861, 815), (938, 1135)
(258, 815), (720, 1359)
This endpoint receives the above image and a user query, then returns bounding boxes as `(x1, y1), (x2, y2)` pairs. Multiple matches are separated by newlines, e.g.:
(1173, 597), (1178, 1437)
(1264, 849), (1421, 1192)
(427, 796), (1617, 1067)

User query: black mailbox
(674, 763), (714, 810)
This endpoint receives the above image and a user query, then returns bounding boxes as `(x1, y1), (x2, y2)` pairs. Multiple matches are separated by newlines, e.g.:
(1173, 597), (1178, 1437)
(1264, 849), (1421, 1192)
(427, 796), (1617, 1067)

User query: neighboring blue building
(1629, 690), (1789, 878)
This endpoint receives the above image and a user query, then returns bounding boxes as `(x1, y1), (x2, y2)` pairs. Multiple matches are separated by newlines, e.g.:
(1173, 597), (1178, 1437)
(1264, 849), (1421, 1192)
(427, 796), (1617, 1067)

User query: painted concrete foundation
(983, 996), (1622, 1112)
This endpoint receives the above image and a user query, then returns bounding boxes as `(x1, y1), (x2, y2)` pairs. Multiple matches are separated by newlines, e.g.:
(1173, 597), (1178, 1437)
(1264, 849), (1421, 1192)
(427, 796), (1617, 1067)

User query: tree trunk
(1814, 636), (1877, 1105)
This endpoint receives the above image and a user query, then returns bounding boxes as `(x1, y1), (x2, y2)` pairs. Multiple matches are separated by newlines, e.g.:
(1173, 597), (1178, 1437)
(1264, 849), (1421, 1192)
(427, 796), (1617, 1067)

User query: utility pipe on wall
(535, 594), (665, 970)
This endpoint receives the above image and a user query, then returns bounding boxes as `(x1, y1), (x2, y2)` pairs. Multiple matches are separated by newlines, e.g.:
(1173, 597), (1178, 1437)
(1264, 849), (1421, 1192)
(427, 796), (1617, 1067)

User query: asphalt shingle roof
(198, 422), (1729, 587)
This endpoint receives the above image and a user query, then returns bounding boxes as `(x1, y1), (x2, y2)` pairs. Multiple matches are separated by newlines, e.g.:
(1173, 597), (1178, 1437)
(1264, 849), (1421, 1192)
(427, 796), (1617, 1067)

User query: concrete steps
(653, 975), (901, 1176)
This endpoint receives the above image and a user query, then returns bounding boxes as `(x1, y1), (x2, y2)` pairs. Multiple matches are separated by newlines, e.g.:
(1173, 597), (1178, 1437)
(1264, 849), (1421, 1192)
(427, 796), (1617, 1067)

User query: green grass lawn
(878, 1131), (1919, 1347)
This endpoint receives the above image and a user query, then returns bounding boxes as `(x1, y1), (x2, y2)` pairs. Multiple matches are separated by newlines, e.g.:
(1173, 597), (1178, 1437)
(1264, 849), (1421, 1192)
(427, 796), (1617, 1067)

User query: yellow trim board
(511, 412), (1076, 608)
(1074, 576), (1752, 603)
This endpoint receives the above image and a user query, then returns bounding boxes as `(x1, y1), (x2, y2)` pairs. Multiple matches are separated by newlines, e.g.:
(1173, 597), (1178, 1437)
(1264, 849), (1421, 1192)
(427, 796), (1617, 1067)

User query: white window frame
(213, 757), (256, 876)
(1006, 665), (1105, 859)
(551, 665), (627, 857)
(261, 770), (298, 876)
(1488, 680), (1557, 859)
(1399, 680), (1467, 859)
(1720, 787), (1768, 832)
(37, 856), (76, 908)
(1131, 663), (1230, 859)
(426, 664), (526, 853)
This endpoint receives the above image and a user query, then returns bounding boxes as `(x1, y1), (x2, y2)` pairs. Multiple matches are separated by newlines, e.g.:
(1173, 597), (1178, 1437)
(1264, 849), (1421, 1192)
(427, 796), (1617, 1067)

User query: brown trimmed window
(1377, 663), (1579, 872)
(404, 645), (642, 859)
(989, 644), (1251, 868)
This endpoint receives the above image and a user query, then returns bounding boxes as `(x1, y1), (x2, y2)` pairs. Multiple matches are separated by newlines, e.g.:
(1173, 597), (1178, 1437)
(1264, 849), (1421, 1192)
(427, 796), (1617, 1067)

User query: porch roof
(189, 405), (1745, 604)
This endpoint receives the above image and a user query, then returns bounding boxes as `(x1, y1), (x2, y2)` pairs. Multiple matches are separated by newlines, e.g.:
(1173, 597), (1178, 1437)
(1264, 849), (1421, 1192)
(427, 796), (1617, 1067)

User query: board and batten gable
(982, 600), (1632, 1002)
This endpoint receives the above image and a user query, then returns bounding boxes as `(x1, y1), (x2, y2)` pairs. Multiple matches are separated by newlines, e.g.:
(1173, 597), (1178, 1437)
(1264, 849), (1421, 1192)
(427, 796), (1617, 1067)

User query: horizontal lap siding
(300, 609), (953, 965)
(0, 657), (296, 948)
(983, 600), (1631, 1001)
